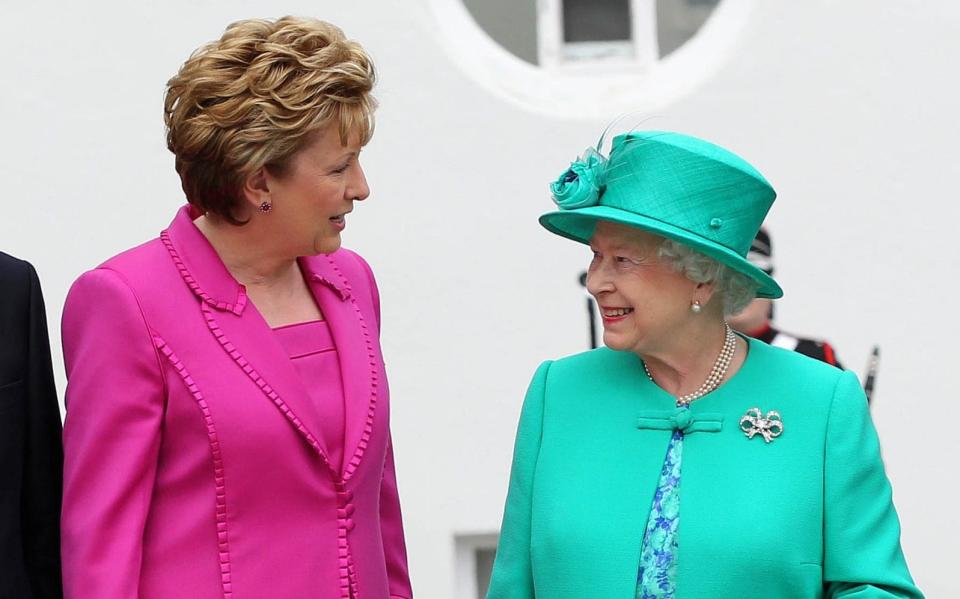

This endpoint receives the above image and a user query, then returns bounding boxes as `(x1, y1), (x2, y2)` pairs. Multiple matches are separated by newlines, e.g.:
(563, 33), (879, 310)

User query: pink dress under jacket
(60, 206), (412, 599)
(273, 319), (345, 472)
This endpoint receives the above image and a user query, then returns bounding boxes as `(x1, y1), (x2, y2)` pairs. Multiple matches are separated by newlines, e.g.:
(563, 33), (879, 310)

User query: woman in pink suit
(61, 17), (412, 599)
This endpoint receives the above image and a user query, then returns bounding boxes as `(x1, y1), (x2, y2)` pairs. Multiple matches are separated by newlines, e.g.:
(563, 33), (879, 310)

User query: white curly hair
(657, 239), (759, 316)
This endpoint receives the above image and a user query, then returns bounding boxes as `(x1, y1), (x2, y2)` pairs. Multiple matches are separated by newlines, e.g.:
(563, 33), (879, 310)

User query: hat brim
(540, 206), (783, 299)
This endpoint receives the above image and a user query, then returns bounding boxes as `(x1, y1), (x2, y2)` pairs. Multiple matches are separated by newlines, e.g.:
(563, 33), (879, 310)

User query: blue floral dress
(636, 415), (685, 598)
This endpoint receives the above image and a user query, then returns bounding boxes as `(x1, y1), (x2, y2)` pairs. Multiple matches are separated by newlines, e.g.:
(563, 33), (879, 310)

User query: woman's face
(587, 221), (701, 355)
(262, 124), (370, 255)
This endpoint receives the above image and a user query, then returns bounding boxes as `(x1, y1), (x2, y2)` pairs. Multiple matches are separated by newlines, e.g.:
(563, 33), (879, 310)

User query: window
(433, 0), (751, 117)
(460, 0), (538, 64)
(454, 532), (499, 599)
(658, 0), (723, 57)
(460, 0), (720, 67)
(561, 0), (635, 62)
(539, 0), (656, 68)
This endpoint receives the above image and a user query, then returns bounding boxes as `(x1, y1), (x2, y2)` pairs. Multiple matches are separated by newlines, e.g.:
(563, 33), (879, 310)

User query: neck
(641, 317), (743, 398)
(195, 214), (297, 289)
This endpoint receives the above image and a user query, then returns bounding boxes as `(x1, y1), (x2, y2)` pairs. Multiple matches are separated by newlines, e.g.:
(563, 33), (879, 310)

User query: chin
(602, 331), (629, 352)
(603, 328), (648, 354)
(314, 235), (342, 255)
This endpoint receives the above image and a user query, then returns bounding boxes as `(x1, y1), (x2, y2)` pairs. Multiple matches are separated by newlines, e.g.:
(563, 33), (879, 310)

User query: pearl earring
(690, 300), (702, 314)
(258, 201), (272, 213)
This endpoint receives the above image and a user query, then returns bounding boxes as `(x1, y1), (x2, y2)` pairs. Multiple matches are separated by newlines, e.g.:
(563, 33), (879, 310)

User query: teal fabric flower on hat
(550, 147), (606, 209)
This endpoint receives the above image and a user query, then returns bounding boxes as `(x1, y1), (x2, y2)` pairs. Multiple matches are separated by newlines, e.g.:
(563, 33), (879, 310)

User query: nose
(349, 161), (370, 202)
(586, 261), (614, 298)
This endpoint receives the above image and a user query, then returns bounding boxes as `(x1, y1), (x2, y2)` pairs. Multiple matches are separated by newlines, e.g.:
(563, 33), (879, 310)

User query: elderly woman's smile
(587, 221), (707, 355)
(599, 306), (633, 322)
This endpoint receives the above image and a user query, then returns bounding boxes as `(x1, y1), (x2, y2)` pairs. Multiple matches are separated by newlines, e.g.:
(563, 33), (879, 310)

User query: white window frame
(537, 0), (659, 70)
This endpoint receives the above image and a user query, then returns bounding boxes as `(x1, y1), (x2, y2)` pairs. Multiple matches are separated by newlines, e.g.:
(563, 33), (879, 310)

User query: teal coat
(487, 339), (921, 598)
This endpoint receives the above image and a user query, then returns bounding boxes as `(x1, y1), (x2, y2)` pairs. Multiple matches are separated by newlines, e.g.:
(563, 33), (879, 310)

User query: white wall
(1, 1), (956, 596)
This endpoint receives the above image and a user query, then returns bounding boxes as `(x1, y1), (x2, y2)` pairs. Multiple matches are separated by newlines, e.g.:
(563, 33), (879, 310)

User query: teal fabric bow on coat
(636, 408), (723, 434)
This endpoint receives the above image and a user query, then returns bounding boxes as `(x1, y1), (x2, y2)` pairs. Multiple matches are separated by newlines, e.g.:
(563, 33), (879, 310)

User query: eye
(330, 157), (354, 175)
(614, 255), (644, 269)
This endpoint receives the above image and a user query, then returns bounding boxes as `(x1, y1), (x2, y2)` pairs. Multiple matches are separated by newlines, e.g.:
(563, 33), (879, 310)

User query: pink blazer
(61, 206), (412, 599)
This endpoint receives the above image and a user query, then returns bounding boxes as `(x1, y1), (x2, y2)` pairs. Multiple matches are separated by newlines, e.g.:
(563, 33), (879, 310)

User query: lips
(600, 306), (634, 324)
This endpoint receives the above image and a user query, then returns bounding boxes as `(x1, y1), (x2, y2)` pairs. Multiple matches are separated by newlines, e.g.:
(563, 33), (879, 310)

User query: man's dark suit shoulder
(0, 250), (32, 297)
(0, 251), (35, 380)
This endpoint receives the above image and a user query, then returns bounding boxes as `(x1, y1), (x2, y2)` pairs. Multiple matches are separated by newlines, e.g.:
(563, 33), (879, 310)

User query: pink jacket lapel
(161, 206), (334, 466)
(301, 254), (381, 481)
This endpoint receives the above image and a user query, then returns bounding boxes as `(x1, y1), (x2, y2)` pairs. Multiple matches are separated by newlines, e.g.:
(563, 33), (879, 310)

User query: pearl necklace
(642, 323), (737, 405)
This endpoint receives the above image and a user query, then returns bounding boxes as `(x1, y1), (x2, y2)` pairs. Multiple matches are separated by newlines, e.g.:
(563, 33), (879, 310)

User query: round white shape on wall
(427, 0), (758, 119)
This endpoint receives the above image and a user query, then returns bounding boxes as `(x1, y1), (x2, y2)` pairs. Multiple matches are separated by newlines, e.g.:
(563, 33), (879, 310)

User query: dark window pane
(476, 548), (496, 597)
(657, 0), (721, 57)
(462, 0), (539, 65)
(563, 0), (633, 43)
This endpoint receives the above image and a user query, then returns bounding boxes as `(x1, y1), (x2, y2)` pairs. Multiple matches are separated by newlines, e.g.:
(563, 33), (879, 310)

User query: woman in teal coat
(487, 131), (921, 598)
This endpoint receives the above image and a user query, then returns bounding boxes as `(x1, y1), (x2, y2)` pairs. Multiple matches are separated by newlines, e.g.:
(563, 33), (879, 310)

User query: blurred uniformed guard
(728, 228), (843, 368)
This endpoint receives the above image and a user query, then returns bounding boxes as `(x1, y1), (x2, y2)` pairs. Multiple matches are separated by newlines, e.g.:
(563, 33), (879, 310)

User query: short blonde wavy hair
(164, 16), (377, 223)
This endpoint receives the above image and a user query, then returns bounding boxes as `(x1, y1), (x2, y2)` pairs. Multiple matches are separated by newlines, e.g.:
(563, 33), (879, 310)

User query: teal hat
(540, 131), (783, 299)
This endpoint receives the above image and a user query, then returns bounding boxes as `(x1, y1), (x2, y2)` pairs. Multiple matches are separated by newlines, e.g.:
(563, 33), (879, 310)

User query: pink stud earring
(690, 300), (702, 314)
(258, 201), (272, 213)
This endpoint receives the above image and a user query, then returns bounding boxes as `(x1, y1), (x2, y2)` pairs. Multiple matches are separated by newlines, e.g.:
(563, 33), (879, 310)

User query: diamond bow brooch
(739, 408), (784, 443)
